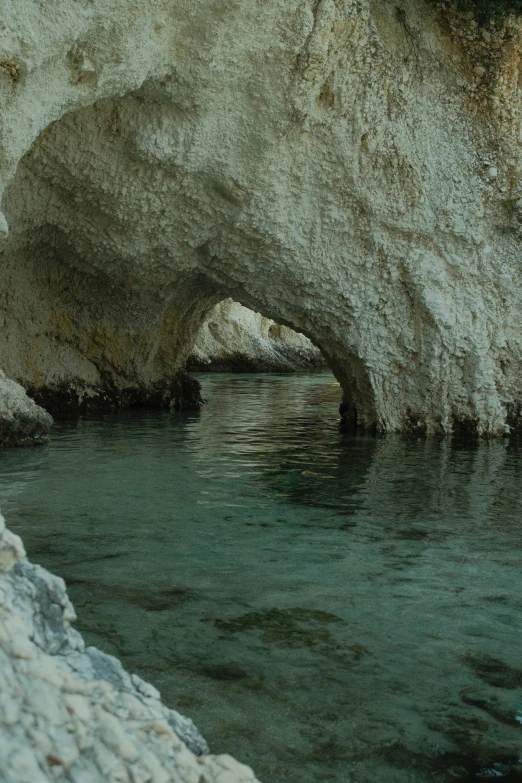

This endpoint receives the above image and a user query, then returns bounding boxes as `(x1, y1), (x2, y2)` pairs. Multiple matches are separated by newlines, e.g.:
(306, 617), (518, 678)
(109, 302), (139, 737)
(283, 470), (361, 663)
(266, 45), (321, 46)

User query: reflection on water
(0, 372), (521, 783)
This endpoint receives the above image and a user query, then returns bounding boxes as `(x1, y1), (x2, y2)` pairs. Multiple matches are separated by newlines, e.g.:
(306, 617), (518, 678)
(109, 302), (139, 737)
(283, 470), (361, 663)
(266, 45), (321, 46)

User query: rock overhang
(0, 0), (521, 435)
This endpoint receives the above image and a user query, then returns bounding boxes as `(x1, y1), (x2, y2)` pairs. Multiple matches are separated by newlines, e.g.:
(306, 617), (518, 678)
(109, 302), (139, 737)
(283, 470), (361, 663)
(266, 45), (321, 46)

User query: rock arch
(2, 0), (522, 434)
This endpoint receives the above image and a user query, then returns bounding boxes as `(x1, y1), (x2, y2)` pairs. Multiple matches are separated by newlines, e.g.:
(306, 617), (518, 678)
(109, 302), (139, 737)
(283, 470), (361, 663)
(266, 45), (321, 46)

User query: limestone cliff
(1, 0), (522, 434)
(0, 513), (259, 783)
(188, 300), (324, 372)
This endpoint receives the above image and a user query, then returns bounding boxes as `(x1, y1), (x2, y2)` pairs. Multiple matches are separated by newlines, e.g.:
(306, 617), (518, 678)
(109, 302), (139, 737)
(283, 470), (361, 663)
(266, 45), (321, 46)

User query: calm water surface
(1, 373), (522, 782)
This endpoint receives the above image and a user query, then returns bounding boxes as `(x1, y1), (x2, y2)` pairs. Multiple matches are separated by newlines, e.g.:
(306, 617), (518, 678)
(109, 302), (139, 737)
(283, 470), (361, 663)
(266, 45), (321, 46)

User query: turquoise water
(1, 372), (522, 782)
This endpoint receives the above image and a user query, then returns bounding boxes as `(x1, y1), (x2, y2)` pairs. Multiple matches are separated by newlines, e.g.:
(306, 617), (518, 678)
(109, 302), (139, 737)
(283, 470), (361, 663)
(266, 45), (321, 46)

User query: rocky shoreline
(0, 371), (53, 448)
(0, 514), (260, 783)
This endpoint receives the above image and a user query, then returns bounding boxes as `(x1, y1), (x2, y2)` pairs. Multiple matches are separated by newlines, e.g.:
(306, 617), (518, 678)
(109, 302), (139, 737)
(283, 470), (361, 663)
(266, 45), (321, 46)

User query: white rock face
(1, 0), (522, 433)
(190, 300), (324, 371)
(0, 371), (53, 446)
(0, 513), (260, 783)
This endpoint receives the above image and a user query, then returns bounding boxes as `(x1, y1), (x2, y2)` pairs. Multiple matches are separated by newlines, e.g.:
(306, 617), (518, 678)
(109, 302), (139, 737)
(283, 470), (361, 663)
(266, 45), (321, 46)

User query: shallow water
(1, 372), (522, 783)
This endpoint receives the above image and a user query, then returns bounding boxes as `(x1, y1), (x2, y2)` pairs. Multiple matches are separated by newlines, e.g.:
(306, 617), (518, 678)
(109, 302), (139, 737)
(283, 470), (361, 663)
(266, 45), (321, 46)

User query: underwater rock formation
(188, 300), (324, 372)
(1, 0), (522, 433)
(0, 513), (259, 783)
(0, 371), (53, 447)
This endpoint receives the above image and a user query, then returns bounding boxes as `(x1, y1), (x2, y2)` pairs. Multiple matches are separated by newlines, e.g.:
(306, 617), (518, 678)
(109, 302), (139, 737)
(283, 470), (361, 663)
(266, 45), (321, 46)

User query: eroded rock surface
(1, 1), (522, 433)
(0, 371), (53, 447)
(189, 300), (324, 372)
(0, 513), (259, 783)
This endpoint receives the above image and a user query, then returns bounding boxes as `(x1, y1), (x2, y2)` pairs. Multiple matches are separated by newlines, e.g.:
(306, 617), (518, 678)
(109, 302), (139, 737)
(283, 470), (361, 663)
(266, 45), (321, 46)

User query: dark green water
(1, 373), (521, 783)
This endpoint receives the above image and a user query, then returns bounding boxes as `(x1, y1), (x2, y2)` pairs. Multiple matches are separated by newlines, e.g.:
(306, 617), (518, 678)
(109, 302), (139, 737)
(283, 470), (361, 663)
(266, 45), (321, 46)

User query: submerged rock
(0, 513), (260, 783)
(0, 371), (53, 447)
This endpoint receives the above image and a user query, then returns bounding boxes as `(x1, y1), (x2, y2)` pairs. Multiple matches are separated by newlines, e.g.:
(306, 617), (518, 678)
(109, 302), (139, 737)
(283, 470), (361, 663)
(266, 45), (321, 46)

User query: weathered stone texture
(0, 371), (53, 446)
(1, 1), (522, 433)
(189, 300), (324, 372)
